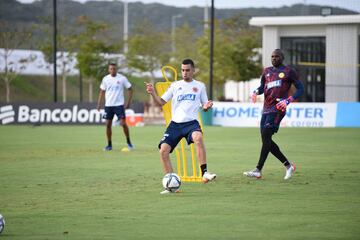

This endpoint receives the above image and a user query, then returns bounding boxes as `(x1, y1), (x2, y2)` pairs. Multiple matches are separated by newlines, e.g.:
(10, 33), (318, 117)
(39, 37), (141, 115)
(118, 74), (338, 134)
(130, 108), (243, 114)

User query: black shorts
(158, 120), (202, 153)
(260, 112), (285, 133)
(103, 106), (126, 120)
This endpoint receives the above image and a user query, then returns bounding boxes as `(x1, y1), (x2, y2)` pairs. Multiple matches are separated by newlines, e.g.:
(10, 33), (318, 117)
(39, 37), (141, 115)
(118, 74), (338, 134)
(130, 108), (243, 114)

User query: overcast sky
(16, 0), (360, 12)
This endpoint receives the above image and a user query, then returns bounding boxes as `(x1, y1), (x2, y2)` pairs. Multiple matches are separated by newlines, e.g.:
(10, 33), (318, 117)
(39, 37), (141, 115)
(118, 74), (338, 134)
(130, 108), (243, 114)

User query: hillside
(0, 0), (357, 48)
(0, 0), (357, 103)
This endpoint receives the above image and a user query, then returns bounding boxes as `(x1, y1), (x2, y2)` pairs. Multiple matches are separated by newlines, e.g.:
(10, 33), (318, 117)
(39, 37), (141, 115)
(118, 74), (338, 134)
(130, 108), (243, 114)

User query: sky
(17, 0), (360, 13)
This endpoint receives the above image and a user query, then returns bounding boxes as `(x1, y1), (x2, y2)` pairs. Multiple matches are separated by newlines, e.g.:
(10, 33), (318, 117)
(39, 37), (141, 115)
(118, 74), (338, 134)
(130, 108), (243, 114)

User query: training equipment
(156, 66), (204, 182)
(0, 214), (5, 234)
(162, 173), (181, 192)
(284, 163), (296, 180)
(121, 144), (133, 152)
(243, 168), (262, 179)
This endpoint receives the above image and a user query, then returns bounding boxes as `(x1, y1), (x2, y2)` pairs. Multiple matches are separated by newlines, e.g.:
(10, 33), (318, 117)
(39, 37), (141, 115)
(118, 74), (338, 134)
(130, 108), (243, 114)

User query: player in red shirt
(244, 49), (304, 180)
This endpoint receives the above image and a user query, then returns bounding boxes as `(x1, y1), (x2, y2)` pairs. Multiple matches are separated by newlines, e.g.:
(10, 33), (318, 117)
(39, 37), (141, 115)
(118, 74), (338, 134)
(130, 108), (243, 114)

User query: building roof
(249, 14), (360, 26)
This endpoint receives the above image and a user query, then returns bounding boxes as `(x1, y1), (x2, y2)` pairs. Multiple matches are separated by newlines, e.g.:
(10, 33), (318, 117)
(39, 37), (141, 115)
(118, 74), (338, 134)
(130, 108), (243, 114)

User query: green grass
(0, 126), (359, 239)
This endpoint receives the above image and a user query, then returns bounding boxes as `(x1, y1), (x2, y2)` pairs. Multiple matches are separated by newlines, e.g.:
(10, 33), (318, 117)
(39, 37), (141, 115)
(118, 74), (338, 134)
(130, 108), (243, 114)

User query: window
(281, 37), (326, 102)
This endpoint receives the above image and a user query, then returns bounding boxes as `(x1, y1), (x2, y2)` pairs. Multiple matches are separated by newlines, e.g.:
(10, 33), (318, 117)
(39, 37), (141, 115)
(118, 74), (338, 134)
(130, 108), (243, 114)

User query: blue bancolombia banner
(0, 103), (104, 125)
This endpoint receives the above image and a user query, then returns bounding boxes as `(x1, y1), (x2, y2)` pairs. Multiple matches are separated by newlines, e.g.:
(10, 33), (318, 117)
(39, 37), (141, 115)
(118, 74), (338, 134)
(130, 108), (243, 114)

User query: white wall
(224, 79), (264, 102)
(262, 26), (280, 67)
(325, 24), (359, 102)
(260, 23), (360, 102)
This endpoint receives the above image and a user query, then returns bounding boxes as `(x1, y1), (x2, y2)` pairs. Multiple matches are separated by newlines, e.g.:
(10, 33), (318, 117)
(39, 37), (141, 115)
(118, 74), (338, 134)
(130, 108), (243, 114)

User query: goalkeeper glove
(251, 90), (258, 103)
(276, 96), (294, 112)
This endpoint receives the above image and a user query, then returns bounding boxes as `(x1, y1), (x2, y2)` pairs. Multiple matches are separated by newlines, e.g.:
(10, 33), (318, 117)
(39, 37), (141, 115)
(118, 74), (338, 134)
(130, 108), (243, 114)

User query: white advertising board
(212, 102), (337, 127)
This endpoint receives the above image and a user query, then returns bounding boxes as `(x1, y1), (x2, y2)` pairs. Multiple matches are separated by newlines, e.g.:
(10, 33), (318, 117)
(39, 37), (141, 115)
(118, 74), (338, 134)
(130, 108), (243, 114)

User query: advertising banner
(335, 102), (360, 127)
(212, 102), (338, 127)
(1, 102), (358, 127)
(0, 103), (143, 126)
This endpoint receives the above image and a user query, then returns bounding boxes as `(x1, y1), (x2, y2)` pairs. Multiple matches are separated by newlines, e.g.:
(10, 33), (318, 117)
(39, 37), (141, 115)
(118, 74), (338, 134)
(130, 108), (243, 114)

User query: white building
(249, 14), (360, 102)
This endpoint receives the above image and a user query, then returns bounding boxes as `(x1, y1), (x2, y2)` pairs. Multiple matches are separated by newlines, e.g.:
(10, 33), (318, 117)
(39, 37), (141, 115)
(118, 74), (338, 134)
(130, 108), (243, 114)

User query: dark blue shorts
(260, 112), (285, 133)
(103, 106), (126, 120)
(158, 120), (202, 153)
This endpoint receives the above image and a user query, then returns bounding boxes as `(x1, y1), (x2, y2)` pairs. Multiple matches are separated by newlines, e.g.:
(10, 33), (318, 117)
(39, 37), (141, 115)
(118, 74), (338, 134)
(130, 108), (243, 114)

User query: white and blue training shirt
(100, 73), (132, 107)
(161, 79), (208, 123)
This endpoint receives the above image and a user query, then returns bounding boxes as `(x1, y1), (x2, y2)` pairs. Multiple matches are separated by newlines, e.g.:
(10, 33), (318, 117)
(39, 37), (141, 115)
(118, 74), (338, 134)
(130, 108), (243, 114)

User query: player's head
(181, 59), (195, 81)
(271, 49), (284, 67)
(108, 63), (117, 77)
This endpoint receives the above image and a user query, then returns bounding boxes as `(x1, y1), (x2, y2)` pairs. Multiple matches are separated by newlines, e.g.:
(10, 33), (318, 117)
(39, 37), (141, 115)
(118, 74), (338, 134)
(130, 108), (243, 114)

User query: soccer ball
(0, 214), (5, 234)
(162, 173), (181, 192)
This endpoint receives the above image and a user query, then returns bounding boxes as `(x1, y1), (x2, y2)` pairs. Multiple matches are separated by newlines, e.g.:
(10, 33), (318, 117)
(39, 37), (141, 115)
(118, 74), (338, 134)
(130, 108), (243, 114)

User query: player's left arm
(125, 87), (133, 109)
(202, 101), (213, 112)
(276, 70), (304, 111)
(291, 79), (304, 101)
(251, 73), (265, 103)
(200, 83), (213, 111)
(123, 77), (133, 109)
(96, 89), (105, 111)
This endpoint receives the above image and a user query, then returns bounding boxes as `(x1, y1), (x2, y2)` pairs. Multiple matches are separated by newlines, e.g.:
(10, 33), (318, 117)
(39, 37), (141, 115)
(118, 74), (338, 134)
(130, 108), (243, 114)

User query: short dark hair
(109, 63), (117, 67)
(182, 59), (195, 68)
(273, 49), (284, 60)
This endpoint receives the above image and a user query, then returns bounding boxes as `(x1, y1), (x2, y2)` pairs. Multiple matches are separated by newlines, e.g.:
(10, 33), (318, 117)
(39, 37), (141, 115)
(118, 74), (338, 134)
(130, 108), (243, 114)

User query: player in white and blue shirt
(145, 59), (216, 193)
(97, 63), (133, 151)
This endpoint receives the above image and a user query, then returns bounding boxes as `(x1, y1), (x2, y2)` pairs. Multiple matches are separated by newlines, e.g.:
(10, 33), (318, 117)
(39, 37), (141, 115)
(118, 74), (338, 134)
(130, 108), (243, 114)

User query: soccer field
(0, 125), (359, 239)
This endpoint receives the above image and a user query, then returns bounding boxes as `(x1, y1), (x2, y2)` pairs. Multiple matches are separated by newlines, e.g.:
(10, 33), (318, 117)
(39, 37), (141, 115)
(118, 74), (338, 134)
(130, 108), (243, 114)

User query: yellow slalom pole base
(180, 176), (203, 182)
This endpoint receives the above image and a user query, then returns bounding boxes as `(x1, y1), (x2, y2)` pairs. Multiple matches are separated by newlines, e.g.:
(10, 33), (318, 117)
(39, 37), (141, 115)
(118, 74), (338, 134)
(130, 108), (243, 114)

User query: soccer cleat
(160, 189), (180, 194)
(160, 189), (172, 194)
(284, 163), (296, 180)
(243, 168), (262, 179)
(104, 145), (112, 151)
(202, 171), (217, 183)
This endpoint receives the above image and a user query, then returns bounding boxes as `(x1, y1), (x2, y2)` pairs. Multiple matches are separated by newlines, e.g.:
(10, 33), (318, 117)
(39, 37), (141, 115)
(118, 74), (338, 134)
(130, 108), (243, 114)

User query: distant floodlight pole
(53, 0), (58, 102)
(123, 0), (128, 54)
(79, 70), (83, 102)
(204, 0), (209, 30)
(171, 14), (182, 52)
(209, 0), (214, 99)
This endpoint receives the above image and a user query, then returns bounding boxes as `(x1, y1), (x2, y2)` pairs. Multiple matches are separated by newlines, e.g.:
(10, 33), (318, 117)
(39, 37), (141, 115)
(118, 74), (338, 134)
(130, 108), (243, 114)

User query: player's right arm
(145, 82), (167, 106)
(97, 89), (105, 111)
(251, 73), (265, 103)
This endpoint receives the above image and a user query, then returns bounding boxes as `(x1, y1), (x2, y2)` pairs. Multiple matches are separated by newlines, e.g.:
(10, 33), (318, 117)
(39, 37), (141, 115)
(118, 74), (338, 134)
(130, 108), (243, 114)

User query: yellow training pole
(156, 65), (203, 182)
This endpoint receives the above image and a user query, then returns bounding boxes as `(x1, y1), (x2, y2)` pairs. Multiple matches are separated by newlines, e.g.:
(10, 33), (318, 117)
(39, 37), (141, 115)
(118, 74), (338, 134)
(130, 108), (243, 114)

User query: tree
(222, 14), (262, 81)
(195, 16), (262, 100)
(231, 35), (262, 81)
(0, 21), (33, 102)
(38, 18), (78, 103)
(126, 21), (171, 114)
(196, 21), (234, 99)
(75, 16), (114, 102)
(126, 21), (170, 83)
(171, 24), (198, 70)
